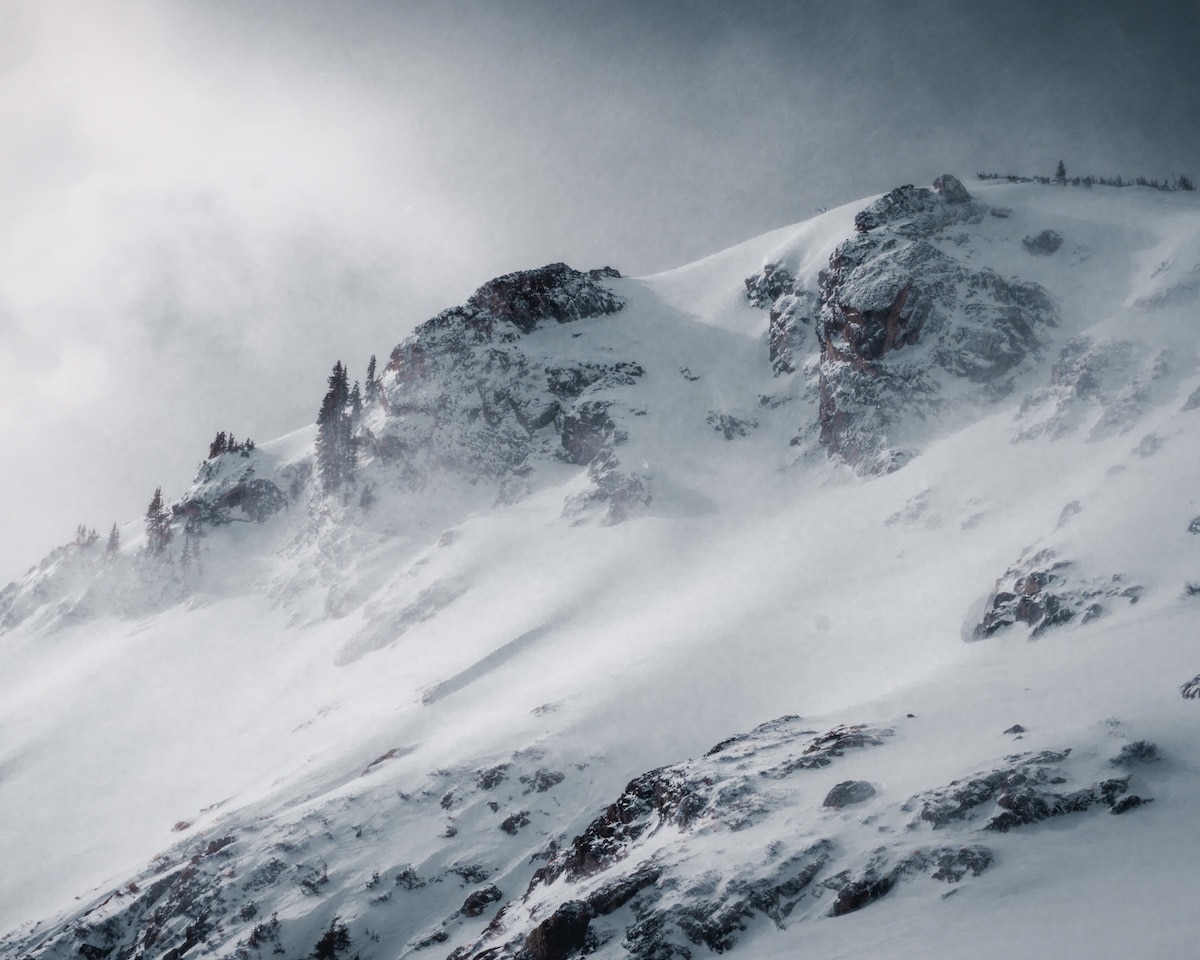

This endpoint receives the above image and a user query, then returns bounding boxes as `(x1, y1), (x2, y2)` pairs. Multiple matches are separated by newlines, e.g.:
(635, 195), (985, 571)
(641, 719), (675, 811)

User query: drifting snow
(2, 178), (1200, 960)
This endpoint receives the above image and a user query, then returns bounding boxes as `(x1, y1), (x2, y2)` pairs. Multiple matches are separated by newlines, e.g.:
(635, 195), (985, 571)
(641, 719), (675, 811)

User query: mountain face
(3, 176), (1200, 960)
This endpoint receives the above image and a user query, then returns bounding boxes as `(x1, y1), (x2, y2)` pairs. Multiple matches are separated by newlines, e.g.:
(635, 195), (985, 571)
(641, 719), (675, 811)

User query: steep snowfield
(2, 179), (1199, 959)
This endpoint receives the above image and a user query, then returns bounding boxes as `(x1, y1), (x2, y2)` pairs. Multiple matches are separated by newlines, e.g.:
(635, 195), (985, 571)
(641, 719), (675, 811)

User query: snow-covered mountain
(3, 174), (1200, 960)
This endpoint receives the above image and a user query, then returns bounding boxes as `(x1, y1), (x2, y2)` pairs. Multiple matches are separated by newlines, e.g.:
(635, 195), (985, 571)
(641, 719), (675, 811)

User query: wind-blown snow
(2, 179), (1199, 959)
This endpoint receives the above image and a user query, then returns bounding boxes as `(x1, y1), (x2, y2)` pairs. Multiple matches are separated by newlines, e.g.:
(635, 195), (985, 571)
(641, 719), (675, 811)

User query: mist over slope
(2, 176), (1199, 960)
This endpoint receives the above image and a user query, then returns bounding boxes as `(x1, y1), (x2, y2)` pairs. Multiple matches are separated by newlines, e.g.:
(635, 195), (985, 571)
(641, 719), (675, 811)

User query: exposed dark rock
(461, 884), (503, 917)
(744, 262), (795, 309)
(500, 811), (531, 835)
(706, 412), (759, 439)
(1182, 674), (1200, 699)
(822, 780), (876, 808)
(395, 867), (427, 890)
(1110, 795), (1151, 814)
(771, 724), (893, 777)
(917, 750), (1071, 827)
(562, 449), (650, 526)
(477, 765), (510, 790)
(586, 865), (664, 916)
(913, 748), (1134, 835)
(973, 550), (1141, 639)
(464, 263), (624, 335)
(520, 900), (593, 960)
(1003, 724), (1026, 735)
(830, 866), (897, 916)
(815, 179), (1054, 472)
(450, 864), (492, 885)
(559, 402), (620, 465)
(929, 846), (993, 882)
(545, 362), (643, 399)
(765, 290), (816, 375)
(1188, 516), (1200, 534)
(413, 929), (449, 950)
(827, 845), (989, 917)
(1023, 230), (1064, 255)
(372, 263), (641, 519)
(933, 174), (972, 203)
(521, 769), (566, 793)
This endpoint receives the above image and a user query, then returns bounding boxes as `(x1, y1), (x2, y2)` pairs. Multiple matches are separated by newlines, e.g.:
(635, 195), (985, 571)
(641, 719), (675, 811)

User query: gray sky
(1, 0), (1197, 581)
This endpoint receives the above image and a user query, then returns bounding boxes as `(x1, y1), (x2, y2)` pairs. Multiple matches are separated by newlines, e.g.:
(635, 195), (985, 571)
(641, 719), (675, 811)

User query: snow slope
(2, 176), (1199, 960)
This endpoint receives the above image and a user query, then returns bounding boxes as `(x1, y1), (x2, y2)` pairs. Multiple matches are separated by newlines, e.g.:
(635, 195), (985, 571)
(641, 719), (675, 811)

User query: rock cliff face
(373, 263), (647, 522)
(746, 175), (1058, 472)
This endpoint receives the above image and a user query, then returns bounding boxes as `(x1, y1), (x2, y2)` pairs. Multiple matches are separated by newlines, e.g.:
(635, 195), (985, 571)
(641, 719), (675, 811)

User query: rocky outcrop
(1023, 229), (1064, 255)
(744, 176), (1056, 473)
(911, 748), (1138, 833)
(744, 262), (794, 309)
(823, 780), (876, 808)
(973, 549), (1142, 639)
(374, 264), (645, 518)
(812, 178), (1056, 472)
(177, 457), (287, 526)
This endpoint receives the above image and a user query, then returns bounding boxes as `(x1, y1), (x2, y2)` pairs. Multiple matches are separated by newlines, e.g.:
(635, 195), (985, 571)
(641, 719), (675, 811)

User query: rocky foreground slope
(2, 175), (1200, 960)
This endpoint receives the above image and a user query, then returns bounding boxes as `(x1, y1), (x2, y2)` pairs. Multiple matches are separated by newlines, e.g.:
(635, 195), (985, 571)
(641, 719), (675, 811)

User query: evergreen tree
(106, 523), (120, 556)
(316, 361), (356, 492)
(364, 354), (378, 403)
(145, 486), (172, 555)
(350, 380), (363, 423)
(1054, 160), (1066, 184)
(208, 431), (228, 459)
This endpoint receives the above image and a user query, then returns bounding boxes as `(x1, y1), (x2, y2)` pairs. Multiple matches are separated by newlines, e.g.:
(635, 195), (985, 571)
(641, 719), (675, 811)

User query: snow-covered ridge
(2, 176), (1200, 960)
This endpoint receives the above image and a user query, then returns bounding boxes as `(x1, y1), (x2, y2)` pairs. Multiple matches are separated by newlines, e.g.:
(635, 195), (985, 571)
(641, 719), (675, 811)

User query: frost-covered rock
(972, 549), (1142, 639)
(374, 263), (643, 518)
(1023, 229), (1064, 255)
(815, 179), (1056, 471)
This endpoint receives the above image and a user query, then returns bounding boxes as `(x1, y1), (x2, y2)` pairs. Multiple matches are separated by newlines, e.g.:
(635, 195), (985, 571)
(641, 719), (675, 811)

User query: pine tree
(1054, 160), (1066, 184)
(208, 431), (228, 459)
(364, 354), (378, 403)
(106, 523), (120, 556)
(145, 487), (172, 555)
(316, 361), (355, 492)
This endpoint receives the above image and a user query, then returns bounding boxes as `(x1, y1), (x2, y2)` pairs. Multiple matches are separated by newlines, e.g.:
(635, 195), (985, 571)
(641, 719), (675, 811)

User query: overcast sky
(1, 0), (1197, 581)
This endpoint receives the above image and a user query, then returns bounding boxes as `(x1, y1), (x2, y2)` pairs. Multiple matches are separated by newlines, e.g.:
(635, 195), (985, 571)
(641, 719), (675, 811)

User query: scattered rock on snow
(1023, 229), (1064, 255)
(823, 780), (876, 808)
(972, 549), (1142, 640)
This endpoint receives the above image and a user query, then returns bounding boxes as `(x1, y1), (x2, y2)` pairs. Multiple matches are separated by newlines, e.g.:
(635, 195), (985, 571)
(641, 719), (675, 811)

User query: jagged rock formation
(911, 747), (1139, 831)
(973, 549), (1142, 639)
(374, 263), (648, 522)
(746, 175), (1058, 472)
(815, 179), (1056, 471)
